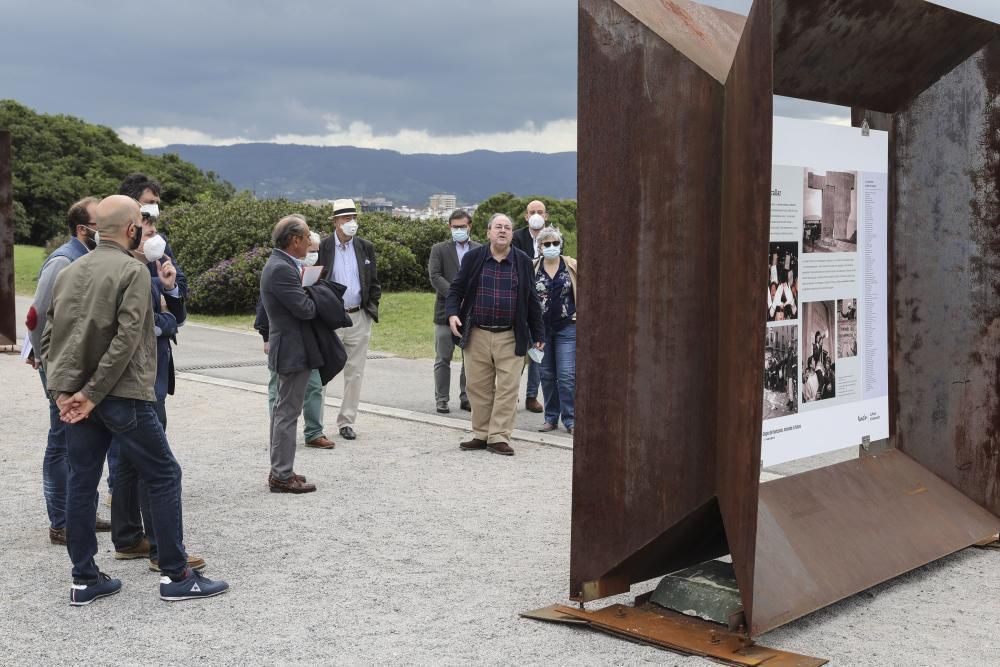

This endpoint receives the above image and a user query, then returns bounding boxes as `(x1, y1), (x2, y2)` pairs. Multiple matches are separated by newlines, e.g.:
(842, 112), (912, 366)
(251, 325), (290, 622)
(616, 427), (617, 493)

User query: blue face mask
(452, 228), (470, 243)
(541, 245), (561, 259)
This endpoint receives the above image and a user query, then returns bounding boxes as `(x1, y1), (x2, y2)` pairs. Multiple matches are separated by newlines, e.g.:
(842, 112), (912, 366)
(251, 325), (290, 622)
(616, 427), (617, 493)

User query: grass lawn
(14, 244), (45, 296)
(191, 292), (437, 359)
(13, 245), (437, 358)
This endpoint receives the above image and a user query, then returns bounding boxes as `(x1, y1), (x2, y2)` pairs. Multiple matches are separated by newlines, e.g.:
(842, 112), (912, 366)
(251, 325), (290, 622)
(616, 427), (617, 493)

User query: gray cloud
(0, 0), (576, 140)
(0, 0), (997, 149)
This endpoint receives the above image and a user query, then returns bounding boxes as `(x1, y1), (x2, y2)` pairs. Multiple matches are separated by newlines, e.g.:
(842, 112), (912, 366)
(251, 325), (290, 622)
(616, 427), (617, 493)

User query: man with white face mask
(428, 210), (481, 413)
(110, 174), (206, 573)
(318, 199), (381, 441)
(511, 200), (549, 414)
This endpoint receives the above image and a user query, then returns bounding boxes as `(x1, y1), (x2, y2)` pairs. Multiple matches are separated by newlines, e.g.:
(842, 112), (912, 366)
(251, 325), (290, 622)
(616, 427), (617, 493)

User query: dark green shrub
(167, 196), (451, 312)
(187, 246), (270, 314)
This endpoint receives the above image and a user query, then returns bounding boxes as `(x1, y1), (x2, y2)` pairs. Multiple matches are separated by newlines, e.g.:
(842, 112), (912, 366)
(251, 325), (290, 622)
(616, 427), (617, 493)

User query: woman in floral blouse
(532, 227), (578, 434)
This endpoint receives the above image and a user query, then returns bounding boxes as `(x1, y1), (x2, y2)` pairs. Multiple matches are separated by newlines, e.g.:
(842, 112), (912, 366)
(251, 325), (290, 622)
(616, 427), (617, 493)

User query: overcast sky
(0, 0), (997, 153)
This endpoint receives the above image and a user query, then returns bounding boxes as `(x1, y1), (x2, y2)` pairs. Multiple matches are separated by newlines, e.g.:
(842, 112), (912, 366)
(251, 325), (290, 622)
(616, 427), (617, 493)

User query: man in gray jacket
(42, 195), (228, 605)
(428, 210), (480, 413)
(259, 215), (319, 493)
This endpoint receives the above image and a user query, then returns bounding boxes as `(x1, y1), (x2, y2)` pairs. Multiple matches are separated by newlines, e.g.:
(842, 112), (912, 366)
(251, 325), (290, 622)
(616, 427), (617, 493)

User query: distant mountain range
(146, 144), (577, 205)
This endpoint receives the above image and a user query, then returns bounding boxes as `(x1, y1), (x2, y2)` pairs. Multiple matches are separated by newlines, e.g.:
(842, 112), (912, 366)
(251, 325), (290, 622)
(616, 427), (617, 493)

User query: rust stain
(660, 0), (706, 41)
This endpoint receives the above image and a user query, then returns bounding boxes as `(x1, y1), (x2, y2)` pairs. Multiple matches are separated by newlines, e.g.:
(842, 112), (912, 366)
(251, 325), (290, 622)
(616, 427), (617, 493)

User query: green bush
(471, 192), (577, 238)
(166, 195), (451, 313)
(188, 246), (271, 314)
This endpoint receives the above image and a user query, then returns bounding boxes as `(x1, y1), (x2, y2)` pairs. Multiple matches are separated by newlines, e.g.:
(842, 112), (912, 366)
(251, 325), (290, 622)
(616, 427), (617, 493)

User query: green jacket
(41, 241), (157, 404)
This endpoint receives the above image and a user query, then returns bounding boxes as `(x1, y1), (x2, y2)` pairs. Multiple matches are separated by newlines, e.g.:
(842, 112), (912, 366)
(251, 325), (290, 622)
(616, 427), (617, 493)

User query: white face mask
(528, 213), (545, 230)
(143, 234), (167, 263)
(340, 220), (359, 237)
(451, 227), (470, 243)
(304, 251), (319, 266)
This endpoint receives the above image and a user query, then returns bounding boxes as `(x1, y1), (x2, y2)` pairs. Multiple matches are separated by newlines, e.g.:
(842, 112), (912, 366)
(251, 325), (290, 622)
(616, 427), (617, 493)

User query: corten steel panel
(892, 40), (1000, 517)
(716, 0), (772, 629)
(571, 0), (727, 599)
(613, 0), (745, 84)
(0, 130), (15, 347)
(772, 0), (998, 113)
(750, 450), (999, 635)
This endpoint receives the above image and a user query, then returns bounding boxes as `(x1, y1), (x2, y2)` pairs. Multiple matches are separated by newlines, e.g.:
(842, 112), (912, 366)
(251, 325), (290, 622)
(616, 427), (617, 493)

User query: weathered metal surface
(773, 0), (998, 113)
(518, 605), (590, 625)
(751, 450), (999, 635)
(571, 0), (728, 600)
(649, 559), (742, 626)
(715, 0), (772, 628)
(554, 604), (828, 666)
(613, 0), (745, 84)
(851, 108), (892, 133)
(892, 39), (1000, 517)
(0, 130), (15, 347)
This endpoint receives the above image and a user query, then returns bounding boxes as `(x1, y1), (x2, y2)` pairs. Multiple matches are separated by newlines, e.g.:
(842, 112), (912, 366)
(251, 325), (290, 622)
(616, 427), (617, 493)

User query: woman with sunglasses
(532, 227), (578, 435)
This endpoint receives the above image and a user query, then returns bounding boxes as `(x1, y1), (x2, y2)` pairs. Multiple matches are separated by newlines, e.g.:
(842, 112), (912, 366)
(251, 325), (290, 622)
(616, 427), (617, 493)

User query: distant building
(429, 193), (457, 211)
(359, 197), (394, 213)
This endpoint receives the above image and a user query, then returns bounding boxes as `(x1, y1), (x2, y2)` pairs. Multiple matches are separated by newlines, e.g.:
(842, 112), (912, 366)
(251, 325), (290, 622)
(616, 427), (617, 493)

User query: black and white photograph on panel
(767, 241), (798, 322)
(837, 298), (858, 359)
(801, 301), (836, 404)
(764, 324), (798, 420)
(802, 169), (858, 253)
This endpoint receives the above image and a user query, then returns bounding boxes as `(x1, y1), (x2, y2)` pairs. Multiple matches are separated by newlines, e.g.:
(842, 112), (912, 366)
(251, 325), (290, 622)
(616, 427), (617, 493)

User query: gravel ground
(1, 353), (998, 665)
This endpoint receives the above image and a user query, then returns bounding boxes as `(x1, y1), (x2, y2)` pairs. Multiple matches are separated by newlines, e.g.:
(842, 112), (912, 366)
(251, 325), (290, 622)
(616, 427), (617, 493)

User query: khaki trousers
(335, 309), (373, 428)
(464, 328), (521, 444)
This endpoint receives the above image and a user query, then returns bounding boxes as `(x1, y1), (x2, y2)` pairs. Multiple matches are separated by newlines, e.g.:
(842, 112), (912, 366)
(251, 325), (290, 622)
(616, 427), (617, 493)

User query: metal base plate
(523, 603), (826, 666)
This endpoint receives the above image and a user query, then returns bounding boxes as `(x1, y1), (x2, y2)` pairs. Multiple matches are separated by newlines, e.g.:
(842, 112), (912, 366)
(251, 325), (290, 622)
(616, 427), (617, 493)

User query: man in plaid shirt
(445, 214), (545, 456)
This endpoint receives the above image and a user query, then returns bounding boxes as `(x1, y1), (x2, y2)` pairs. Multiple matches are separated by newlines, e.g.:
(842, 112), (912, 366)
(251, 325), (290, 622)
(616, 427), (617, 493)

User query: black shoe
(436, 401), (450, 414)
(70, 572), (122, 606)
(460, 400), (471, 412)
(339, 426), (356, 440)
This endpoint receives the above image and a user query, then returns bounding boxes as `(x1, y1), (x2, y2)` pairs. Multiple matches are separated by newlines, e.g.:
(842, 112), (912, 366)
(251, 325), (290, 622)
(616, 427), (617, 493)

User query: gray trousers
(434, 323), (467, 404)
(270, 369), (311, 481)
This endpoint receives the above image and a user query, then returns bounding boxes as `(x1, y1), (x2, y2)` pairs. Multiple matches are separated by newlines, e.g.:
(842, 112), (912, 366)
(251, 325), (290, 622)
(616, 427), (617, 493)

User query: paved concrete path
(13, 295), (573, 448)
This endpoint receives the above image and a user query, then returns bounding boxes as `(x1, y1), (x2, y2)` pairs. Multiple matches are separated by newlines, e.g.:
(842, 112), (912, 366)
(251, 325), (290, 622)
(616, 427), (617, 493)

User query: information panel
(762, 116), (889, 467)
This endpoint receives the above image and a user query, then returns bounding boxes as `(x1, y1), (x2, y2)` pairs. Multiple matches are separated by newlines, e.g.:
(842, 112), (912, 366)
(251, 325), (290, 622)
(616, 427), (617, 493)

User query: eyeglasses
(541, 241), (561, 248)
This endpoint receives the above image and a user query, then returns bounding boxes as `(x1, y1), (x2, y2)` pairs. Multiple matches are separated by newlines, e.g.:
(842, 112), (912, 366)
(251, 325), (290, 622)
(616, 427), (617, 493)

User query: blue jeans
(539, 323), (576, 429)
(65, 397), (187, 581)
(525, 356), (540, 399)
(39, 369), (68, 530)
(111, 398), (166, 560)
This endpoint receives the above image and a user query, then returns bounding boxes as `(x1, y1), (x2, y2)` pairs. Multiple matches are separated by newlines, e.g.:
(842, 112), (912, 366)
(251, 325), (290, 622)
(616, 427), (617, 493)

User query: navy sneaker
(159, 568), (229, 601)
(70, 572), (122, 606)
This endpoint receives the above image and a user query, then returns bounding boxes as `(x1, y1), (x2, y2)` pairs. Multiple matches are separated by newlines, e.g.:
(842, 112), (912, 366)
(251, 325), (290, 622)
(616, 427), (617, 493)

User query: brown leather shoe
(305, 436), (336, 449)
(269, 475), (317, 494)
(149, 554), (207, 572)
(49, 527), (66, 545)
(115, 537), (151, 560)
(95, 516), (112, 532)
(487, 441), (515, 456)
(459, 438), (488, 451)
(525, 397), (543, 413)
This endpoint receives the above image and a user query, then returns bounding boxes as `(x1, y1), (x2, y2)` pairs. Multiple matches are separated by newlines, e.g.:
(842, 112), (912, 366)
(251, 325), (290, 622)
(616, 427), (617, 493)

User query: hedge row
(166, 195), (452, 314)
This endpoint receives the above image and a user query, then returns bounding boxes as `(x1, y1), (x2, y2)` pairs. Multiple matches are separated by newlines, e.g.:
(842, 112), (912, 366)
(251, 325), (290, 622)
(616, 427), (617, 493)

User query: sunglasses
(541, 241), (561, 248)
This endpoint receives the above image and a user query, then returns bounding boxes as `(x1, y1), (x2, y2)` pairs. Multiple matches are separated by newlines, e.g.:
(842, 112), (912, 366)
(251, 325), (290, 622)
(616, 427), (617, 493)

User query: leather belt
(345, 306), (361, 313)
(477, 324), (512, 332)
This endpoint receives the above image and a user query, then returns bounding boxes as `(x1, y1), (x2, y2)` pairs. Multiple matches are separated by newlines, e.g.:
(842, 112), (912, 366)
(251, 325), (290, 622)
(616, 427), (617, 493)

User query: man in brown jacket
(42, 195), (228, 606)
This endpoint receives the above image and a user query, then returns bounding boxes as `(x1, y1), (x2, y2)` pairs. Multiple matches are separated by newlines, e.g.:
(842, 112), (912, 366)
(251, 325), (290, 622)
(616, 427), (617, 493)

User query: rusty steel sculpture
(573, 0), (1000, 638)
(0, 130), (16, 349)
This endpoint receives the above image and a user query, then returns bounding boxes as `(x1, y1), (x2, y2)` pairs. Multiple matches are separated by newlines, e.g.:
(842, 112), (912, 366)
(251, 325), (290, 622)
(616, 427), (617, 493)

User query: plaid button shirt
(473, 254), (518, 328)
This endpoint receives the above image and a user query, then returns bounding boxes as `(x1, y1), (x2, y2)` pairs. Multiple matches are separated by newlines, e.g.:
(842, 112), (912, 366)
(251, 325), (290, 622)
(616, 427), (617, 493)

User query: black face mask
(128, 224), (143, 251)
(80, 226), (97, 251)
